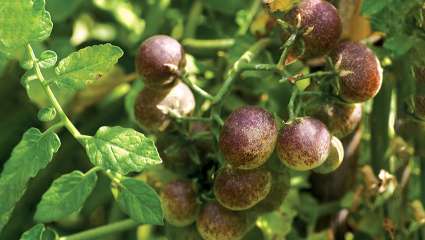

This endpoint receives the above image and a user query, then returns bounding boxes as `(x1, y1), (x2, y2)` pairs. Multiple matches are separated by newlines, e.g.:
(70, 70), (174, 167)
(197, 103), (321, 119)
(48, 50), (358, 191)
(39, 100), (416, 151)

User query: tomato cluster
(133, 0), (384, 239)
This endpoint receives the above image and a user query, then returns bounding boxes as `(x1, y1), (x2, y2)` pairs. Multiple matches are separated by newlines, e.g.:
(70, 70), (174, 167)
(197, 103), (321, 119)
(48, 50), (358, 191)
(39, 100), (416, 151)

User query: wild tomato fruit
(213, 167), (272, 211)
(277, 117), (331, 171)
(219, 106), (277, 169)
(136, 35), (186, 87)
(331, 41), (383, 103)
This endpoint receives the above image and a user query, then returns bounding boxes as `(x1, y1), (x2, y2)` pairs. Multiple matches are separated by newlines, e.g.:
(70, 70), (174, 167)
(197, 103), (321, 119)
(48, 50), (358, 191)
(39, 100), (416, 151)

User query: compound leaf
(34, 170), (97, 222)
(81, 126), (161, 174)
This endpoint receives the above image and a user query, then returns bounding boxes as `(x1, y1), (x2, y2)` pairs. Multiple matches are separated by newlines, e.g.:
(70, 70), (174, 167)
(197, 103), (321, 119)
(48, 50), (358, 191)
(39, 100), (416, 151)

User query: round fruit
(313, 136), (344, 174)
(219, 106), (278, 169)
(251, 168), (290, 213)
(136, 35), (186, 86)
(415, 95), (425, 120)
(134, 81), (195, 131)
(331, 41), (383, 103)
(284, 0), (342, 58)
(196, 202), (248, 240)
(312, 103), (362, 138)
(276, 117), (331, 171)
(213, 167), (272, 211)
(161, 180), (200, 227)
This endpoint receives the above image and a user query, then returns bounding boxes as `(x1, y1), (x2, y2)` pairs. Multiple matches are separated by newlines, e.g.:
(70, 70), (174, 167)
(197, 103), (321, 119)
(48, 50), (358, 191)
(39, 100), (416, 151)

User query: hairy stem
(277, 32), (297, 70)
(212, 38), (272, 104)
(59, 219), (138, 240)
(279, 71), (335, 83)
(26, 44), (81, 139)
(180, 74), (214, 100)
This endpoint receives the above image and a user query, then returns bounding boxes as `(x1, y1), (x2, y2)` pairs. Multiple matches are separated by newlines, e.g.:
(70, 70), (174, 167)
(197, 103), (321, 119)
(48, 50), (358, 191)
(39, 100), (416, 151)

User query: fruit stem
(180, 74), (214, 100)
(26, 44), (82, 139)
(237, 0), (261, 36)
(59, 219), (138, 240)
(182, 38), (235, 51)
(212, 38), (272, 104)
(277, 32), (298, 70)
(279, 71), (335, 83)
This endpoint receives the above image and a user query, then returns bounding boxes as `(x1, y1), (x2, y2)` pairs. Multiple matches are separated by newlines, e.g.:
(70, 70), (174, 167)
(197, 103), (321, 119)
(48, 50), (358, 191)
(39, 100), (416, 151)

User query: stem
(26, 44), (81, 139)
(180, 74), (214, 100)
(288, 88), (298, 120)
(240, 63), (280, 72)
(182, 38), (235, 51)
(59, 219), (138, 240)
(212, 38), (272, 104)
(184, 0), (203, 38)
(237, 0), (261, 36)
(279, 71), (335, 83)
(277, 32), (298, 70)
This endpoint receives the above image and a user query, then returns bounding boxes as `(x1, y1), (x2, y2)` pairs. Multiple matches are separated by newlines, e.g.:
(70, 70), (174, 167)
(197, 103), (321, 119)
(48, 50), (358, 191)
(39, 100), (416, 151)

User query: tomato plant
(0, 0), (425, 239)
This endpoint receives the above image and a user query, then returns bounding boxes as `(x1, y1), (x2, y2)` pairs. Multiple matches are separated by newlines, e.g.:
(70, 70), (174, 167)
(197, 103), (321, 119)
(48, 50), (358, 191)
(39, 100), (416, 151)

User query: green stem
(59, 219), (138, 240)
(277, 32), (298, 70)
(182, 38), (235, 51)
(212, 38), (272, 104)
(184, 0), (203, 38)
(26, 44), (81, 139)
(237, 0), (261, 35)
(288, 88), (298, 120)
(180, 74), (214, 100)
(279, 71), (335, 83)
(240, 63), (280, 72)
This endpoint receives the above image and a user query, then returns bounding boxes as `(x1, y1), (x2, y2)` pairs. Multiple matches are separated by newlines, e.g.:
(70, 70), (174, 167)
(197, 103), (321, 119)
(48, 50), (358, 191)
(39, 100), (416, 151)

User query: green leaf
(39, 50), (57, 69)
(34, 170), (97, 222)
(54, 44), (123, 90)
(0, 0), (53, 57)
(81, 126), (161, 174)
(37, 107), (56, 122)
(21, 68), (76, 108)
(0, 128), (60, 232)
(20, 224), (57, 240)
(113, 178), (163, 224)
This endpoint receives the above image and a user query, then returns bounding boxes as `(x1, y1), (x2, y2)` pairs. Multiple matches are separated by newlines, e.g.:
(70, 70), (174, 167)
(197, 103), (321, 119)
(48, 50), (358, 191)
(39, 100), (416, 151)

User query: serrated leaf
(34, 170), (97, 222)
(20, 224), (57, 240)
(81, 126), (161, 174)
(0, 128), (60, 232)
(39, 50), (57, 68)
(54, 44), (123, 90)
(0, 0), (53, 57)
(384, 34), (416, 57)
(114, 178), (163, 224)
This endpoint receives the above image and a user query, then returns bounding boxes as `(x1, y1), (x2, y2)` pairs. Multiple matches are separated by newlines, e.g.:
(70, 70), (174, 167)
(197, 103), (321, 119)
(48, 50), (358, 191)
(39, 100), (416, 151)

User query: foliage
(0, 0), (424, 239)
